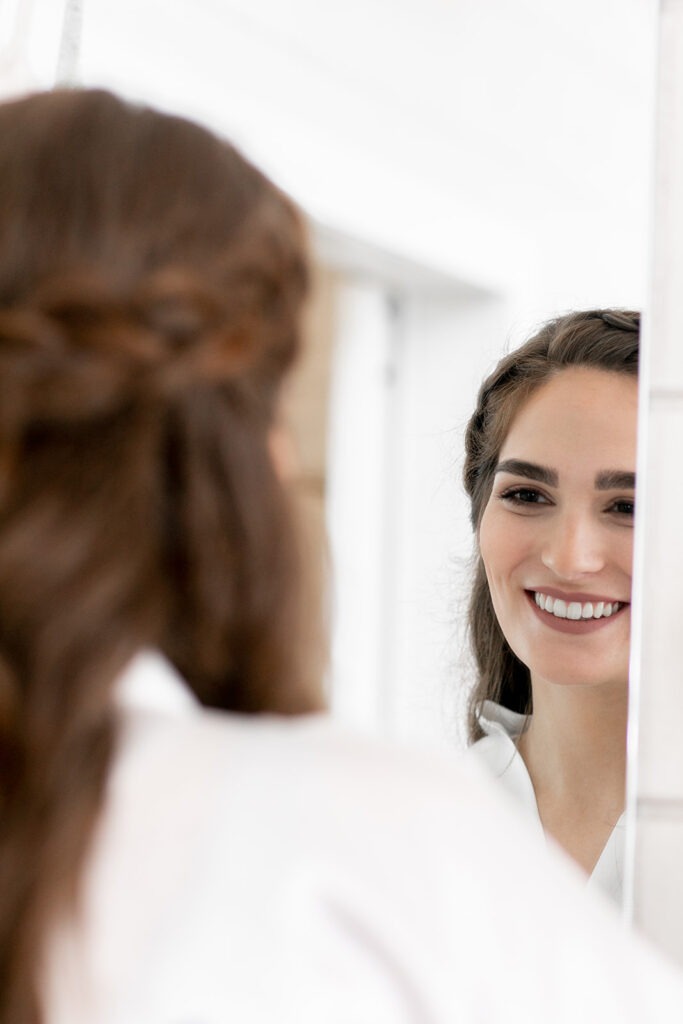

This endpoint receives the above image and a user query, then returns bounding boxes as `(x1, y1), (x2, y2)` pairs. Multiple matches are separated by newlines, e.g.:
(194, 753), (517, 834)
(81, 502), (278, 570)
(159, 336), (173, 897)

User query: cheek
(620, 532), (634, 578)
(478, 506), (517, 636)
(478, 501), (514, 583)
(479, 502), (536, 597)
(477, 512), (495, 582)
(617, 537), (634, 596)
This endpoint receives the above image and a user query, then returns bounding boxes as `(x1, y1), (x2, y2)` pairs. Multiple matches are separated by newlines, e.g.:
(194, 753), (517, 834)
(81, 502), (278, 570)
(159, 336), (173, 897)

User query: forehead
(498, 367), (638, 471)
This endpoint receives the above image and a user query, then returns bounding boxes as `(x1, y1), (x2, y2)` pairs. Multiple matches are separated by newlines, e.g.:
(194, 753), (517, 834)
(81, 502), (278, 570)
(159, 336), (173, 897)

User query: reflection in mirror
(463, 311), (638, 901)
(0, 0), (663, 905)
(0, 0), (653, 755)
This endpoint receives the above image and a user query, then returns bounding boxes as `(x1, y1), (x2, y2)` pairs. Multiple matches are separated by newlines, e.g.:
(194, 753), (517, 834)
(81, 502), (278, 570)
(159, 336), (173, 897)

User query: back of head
(463, 309), (639, 741)
(0, 89), (315, 1022)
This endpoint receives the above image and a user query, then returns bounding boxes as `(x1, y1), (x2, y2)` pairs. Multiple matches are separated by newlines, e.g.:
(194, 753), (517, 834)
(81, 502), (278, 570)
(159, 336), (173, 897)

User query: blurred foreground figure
(0, 90), (680, 1024)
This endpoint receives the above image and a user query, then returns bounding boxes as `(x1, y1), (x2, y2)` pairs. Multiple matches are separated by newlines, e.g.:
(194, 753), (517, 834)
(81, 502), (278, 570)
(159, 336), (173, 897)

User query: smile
(525, 590), (629, 635)
(533, 592), (621, 621)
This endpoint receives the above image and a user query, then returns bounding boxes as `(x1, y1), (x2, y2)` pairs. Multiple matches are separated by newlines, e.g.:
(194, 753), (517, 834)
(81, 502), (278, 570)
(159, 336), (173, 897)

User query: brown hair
(463, 309), (639, 743)
(0, 88), (319, 1022)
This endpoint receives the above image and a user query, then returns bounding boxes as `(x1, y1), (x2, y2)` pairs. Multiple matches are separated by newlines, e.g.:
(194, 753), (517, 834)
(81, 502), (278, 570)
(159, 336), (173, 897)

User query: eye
(498, 486), (551, 508)
(608, 498), (635, 518)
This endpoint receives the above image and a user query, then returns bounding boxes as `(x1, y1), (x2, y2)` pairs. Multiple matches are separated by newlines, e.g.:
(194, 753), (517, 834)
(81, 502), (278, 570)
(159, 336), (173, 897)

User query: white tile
(647, 4), (683, 391)
(646, 314), (683, 394)
(632, 813), (683, 965)
(631, 398), (683, 800)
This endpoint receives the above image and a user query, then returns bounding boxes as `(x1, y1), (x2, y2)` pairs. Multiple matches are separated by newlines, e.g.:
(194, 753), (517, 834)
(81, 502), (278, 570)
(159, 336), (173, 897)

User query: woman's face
(478, 367), (637, 692)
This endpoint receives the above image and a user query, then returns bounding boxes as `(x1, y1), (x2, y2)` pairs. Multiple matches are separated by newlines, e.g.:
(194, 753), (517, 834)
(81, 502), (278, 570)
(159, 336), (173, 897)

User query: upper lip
(527, 587), (630, 604)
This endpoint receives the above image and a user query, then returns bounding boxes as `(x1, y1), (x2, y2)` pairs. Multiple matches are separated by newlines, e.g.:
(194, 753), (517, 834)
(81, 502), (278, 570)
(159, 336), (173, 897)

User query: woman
(0, 91), (679, 1024)
(0, 85), (324, 1022)
(464, 309), (639, 902)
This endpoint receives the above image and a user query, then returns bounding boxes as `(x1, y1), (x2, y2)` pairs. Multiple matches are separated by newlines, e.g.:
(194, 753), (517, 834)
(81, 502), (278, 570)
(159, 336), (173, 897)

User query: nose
(540, 511), (606, 579)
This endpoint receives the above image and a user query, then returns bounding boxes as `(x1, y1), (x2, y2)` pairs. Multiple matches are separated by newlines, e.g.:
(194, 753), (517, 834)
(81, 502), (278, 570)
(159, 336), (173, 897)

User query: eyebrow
(495, 459), (557, 486)
(495, 459), (636, 491)
(594, 470), (636, 491)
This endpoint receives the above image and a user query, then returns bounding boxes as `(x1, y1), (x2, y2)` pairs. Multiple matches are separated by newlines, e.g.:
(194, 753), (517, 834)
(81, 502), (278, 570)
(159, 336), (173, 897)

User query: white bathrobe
(467, 699), (624, 902)
(44, 654), (678, 1023)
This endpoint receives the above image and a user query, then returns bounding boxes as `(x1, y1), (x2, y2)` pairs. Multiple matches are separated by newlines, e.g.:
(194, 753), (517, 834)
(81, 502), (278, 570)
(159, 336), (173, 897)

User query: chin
(529, 663), (628, 691)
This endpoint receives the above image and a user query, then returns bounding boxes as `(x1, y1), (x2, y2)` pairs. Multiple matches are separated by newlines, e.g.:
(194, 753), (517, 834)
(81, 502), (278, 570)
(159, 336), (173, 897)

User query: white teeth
(533, 593), (622, 621)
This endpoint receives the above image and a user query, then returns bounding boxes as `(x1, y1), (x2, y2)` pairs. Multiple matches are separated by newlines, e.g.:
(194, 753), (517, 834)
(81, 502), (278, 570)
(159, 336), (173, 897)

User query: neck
(518, 678), (628, 814)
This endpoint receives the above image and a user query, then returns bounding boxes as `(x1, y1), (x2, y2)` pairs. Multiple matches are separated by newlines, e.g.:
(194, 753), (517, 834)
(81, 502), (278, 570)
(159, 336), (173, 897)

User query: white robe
(44, 654), (679, 1023)
(467, 699), (625, 903)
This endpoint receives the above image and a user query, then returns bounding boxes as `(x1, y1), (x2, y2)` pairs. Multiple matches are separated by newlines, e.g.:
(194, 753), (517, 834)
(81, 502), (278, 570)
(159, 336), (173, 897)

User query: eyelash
(610, 499), (634, 517)
(497, 487), (635, 518)
(498, 487), (549, 507)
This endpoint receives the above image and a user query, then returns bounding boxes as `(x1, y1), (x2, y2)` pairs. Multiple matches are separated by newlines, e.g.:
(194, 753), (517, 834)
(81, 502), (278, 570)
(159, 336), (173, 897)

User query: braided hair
(0, 89), (318, 1023)
(463, 309), (639, 742)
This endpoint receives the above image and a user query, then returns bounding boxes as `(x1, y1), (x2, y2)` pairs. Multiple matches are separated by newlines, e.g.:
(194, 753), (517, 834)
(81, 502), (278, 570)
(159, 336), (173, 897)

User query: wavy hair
(463, 309), (639, 743)
(0, 88), (319, 1023)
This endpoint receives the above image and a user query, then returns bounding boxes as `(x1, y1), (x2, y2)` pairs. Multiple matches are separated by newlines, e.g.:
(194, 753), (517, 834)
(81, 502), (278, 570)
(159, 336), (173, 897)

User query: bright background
(1, 0), (658, 748)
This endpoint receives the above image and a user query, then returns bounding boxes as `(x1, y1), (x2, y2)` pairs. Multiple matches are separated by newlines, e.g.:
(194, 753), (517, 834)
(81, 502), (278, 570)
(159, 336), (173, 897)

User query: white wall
(388, 290), (509, 747)
(325, 277), (395, 730)
(75, 0), (656, 312)
(0, 0), (66, 95)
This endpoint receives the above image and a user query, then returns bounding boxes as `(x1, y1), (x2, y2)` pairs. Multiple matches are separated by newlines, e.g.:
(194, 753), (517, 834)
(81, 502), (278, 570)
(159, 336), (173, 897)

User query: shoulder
(110, 701), (485, 853)
(99, 704), (683, 1024)
(109, 650), (487, 831)
(52, 658), (683, 1024)
(74, 704), (504, 1021)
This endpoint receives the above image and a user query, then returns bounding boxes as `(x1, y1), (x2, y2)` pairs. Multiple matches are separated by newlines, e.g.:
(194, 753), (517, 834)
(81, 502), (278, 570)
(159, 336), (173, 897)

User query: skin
(478, 367), (637, 874)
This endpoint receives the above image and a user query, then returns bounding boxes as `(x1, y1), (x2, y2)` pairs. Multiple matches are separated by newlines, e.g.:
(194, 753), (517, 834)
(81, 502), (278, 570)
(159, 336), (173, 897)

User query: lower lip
(525, 591), (629, 634)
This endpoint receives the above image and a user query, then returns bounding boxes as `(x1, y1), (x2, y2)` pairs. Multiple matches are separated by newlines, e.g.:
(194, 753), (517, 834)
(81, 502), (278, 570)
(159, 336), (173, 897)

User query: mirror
(3, 0), (676, 955)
